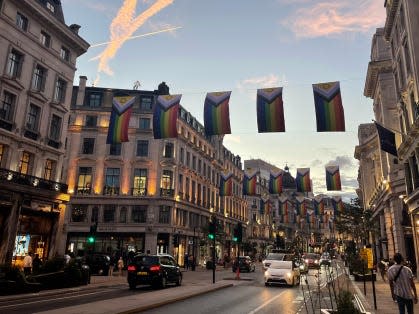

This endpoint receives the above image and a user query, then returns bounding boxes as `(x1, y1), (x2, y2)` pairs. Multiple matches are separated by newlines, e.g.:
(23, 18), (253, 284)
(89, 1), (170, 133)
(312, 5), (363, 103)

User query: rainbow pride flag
(312, 81), (345, 132)
(204, 91), (231, 136)
(243, 172), (258, 196)
(153, 94), (181, 139)
(313, 199), (325, 216)
(219, 173), (233, 196)
(256, 87), (285, 133)
(269, 171), (283, 194)
(283, 213), (289, 224)
(280, 200), (288, 215)
(332, 197), (344, 214)
(296, 168), (311, 192)
(107, 95), (136, 144)
(296, 199), (306, 216)
(326, 166), (342, 191)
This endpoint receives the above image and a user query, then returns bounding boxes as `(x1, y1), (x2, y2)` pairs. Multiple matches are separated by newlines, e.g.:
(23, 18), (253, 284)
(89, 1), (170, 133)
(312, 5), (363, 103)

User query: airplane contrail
(90, 26), (182, 48)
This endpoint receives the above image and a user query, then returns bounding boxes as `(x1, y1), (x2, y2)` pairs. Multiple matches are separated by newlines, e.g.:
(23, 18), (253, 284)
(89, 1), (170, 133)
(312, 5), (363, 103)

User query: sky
(61, 0), (387, 201)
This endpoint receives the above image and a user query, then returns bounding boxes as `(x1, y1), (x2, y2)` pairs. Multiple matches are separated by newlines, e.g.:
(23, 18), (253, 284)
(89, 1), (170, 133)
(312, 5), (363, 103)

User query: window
(159, 205), (170, 224)
(82, 138), (95, 154)
(44, 159), (55, 180)
(54, 78), (67, 102)
(0, 144), (5, 166)
(6, 49), (23, 78)
(103, 205), (115, 223)
(109, 143), (121, 155)
(133, 168), (147, 196)
(60, 46), (70, 61)
(104, 168), (120, 195)
(16, 12), (28, 31)
(77, 167), (92, 194)
(119, 207), (127, 223)
(49, 114), (61, 141)
(140, 96), (153, 110)
(136, 140), (148, 156)
(180, 147), (184, 164)
(178, 174), (183, 193)
(1, 91), (15, 121)
(19, 151), (31, 174)
(161, 170), (173, 189)
(91, 207), (99, 223)
(85, 115), (97, 127)
(46, 1), (55, 12)
(87, 93), (101, 107)
(40, 31), (50, 47)
(71, 205), (88, 222)
(404, 41), (412, 76)
(26, 104), (40, 131)
(132, 205), (147, 223)
(139, 117), (150, 129)
(163, 142), (174, 158)
(32, 65), (46, 92)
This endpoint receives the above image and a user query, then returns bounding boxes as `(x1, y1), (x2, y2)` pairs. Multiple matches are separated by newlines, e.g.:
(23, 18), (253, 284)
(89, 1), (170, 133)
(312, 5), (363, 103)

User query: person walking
(118, 257), (124, 276)
(378, 259), (388, 282)
(23, 252), (33, 275)
(32, 253), (41, 274)
(109, 255), (115, 277)
(388, 252), (418, 314)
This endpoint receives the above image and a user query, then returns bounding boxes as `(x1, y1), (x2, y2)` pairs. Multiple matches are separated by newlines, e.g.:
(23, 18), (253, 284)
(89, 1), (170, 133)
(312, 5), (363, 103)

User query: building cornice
(384, 0), (400, 41)
(364, 59), (393, 98)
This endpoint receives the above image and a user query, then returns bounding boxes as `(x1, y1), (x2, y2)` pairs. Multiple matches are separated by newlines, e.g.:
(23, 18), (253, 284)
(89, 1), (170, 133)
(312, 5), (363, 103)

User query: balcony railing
(103, 186), (120, 195)
(160, 188), (174, 197)
(0, 168), (68, 193)
(76, 186), (91, 195)
(132, 187), (147, 196)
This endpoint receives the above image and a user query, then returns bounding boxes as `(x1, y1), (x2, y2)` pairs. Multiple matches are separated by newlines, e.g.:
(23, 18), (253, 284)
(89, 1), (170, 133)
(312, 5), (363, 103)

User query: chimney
(76, 76), (88, 106)
(69, 24), (81, 34)
(157, 82), (170, 95)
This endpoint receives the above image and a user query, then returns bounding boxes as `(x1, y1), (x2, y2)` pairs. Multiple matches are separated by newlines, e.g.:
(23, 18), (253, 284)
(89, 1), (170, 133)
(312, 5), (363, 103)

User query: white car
(264, 260), (300, 287)
(262, 252), (294, 270)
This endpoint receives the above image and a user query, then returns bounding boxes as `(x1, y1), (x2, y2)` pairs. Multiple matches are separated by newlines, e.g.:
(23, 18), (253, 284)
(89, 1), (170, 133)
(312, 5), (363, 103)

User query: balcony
(132, 187), (147, 196)
(76, 186), (91, 195)
(0, 168), (68, 193)
(24, 129), (39, 141)
(47, 138), (61, 149)
(160, 188), (174, 197)
(103, 186), (120, 196)
(0, 118), (13, 131)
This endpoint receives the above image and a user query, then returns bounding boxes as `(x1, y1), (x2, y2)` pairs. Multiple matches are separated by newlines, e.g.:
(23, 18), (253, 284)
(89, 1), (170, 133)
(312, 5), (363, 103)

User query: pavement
(1, 264), (418, 313)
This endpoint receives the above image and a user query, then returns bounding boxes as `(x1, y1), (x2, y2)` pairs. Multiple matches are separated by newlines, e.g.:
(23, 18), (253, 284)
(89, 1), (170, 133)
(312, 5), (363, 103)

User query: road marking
(247, 291), (287, 314)
(0, 291), (105, 309)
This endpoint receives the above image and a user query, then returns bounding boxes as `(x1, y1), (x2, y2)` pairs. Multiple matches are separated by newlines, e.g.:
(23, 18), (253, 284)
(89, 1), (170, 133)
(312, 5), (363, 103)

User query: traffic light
(172, 234), (179, 247)
(236, 222), (242, 243)
(208, 216), (216, 240)
(87, 235), (95, 244)
(87, 223), (97, 245)
(233, 225), (239, 242)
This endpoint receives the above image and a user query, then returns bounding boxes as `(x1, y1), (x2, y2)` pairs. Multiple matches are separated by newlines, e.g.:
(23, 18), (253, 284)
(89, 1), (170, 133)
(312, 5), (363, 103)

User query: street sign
(360, 248), (373, 269)
(189, 240), (194, 245)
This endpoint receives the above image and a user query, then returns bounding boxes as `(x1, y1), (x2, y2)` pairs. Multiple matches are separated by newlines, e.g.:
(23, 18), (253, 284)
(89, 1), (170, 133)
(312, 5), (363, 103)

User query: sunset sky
(61, 0), (387, 201)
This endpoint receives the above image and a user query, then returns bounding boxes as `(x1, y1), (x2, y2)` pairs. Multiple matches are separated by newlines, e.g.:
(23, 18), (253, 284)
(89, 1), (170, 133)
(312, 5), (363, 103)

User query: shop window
(77, 167), (92, 194)
(44, 159), (55, 180)
(119, 207), (127, 223)
(103, 205), (115, 223)
(133, 168), (147, 196)
(71, 205), (88, 222)
(19, 151), (32, 175)
(159, 205), (170, 224)
(132, 205), (147, 223)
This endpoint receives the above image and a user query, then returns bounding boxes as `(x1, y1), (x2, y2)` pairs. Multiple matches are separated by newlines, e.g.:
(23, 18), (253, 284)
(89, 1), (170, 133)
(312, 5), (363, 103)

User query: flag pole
(372, 119), (402, 135)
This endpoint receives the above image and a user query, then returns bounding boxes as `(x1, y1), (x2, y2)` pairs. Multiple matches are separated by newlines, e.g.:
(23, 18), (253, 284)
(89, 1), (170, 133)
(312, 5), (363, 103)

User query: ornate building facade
(0, 0), (88, 265)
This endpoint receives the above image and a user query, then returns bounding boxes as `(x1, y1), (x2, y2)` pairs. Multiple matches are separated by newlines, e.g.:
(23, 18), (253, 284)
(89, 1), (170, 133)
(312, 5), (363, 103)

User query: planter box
(353, 272), (376, 282)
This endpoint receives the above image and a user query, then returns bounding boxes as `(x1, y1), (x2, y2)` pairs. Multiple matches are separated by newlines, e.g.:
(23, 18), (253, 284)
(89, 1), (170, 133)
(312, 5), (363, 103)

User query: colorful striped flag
(332, 197), (344, 214)
(219, 172), (233, 196)
(153, 94), (181, 139)
(280, 200), (288, 216)
(312, 81), (345, 132)
(204, 91), (231, 136)
(106, 95), (136, 144)
(256, 87), (285, 133)
(313, 199), (325, 215)
(326, 165), (342, 191)
(296, 168), (311, 192)
(296, 199), (306, 216)
(269, 171), (283, 194)
(243, 172), (258, 196)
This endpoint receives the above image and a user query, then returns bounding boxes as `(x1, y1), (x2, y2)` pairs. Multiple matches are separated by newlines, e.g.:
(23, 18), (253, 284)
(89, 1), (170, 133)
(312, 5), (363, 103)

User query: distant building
(63, 78), (247, 266)
(0, 0), (89, 265)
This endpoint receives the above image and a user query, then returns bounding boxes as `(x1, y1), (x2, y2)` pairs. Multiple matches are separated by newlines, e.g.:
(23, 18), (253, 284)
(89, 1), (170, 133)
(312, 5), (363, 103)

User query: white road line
(0, 291), (104, 309)
(247, 291), (287, 314)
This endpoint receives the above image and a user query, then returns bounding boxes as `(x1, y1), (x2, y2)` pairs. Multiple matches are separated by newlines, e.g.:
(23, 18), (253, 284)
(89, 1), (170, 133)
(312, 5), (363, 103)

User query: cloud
(93, 0), (174, 85)
(283, 0), (385, 38)
(237, 74), (287, 92)
(224, 135), (241, 144)
(325, 155), (355, 170)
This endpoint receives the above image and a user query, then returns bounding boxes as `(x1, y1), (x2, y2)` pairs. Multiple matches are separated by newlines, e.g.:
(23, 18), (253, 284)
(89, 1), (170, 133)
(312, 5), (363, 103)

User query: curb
(117, 282), (233, 314)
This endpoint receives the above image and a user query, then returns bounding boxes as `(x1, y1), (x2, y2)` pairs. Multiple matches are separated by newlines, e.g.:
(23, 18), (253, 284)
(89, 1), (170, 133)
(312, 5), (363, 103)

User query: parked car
(127, 254), (182, 289)
(320, 253), (331, 267)
(84, 253), (111, 276)
(303, 253), (321, 269)
(264, 260), (300, 287)
(232, 256), (255, 273)
(262, 252), (295, 270)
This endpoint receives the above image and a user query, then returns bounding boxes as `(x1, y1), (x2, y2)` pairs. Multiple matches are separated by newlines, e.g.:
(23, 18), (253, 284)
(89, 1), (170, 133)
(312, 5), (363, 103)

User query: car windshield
(270, 261), (292, 269)
(265, 253), (285, 260)
(305, 254), (319, 259)
(133, 256), (159, 265)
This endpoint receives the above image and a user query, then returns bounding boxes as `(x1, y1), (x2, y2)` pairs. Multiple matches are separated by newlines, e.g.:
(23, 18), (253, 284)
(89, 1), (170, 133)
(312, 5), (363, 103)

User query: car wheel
(176, 274), (182, 286)
(265, 282), (269, 286)
(160, 276), (167, 289)
(129, 282), (136, 290)
(290, 278), (295, 287)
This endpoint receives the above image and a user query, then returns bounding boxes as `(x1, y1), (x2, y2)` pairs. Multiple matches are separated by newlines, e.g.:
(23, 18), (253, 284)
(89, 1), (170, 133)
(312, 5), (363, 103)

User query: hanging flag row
(106, 81), (346, 144)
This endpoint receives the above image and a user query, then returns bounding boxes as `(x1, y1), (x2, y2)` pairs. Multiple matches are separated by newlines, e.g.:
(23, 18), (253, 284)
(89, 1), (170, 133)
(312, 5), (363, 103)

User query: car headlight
(305, 259), (309, 263)
(315, 260), (319, 264)
(286, 272), (292, 278)
(299, 265), (305, 270)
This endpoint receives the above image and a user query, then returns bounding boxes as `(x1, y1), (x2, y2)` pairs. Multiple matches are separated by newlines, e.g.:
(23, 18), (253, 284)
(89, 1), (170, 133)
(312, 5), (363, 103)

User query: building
(0, 0), (89, 265)
(62, 79), (247, 266)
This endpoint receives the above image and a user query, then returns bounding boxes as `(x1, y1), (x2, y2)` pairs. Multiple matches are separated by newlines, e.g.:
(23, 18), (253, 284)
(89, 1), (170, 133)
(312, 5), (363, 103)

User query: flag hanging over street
(296, 168), (311, 192)
(326, 165), (342, 191)
(107, 95), (136, 144)
(375, 122), (398, 157)
(243, 172), (258, 196)
(332, 197), (344, 214)
(204, 91), (231, 136)
(269, 171), (283, 194)
(256, 87), (285, 133)
(313, 199), (324, 215)
(313, 81), (345, 132)
(153, 94), (181, 139)
(219, 172), (233, 196)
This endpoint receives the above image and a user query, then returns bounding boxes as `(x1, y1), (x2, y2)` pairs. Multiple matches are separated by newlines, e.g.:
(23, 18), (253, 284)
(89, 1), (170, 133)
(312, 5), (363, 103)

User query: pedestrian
(118, 257), (124, 276)
(378, 259), (388, 282)
(184, 253), (189, 270)
(388, 252), (418, 314)
(109, 255), (115, 276)
(23, 252), (33, 275)
(32, 253), (41, 274)
(64, 251), (71, 264)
